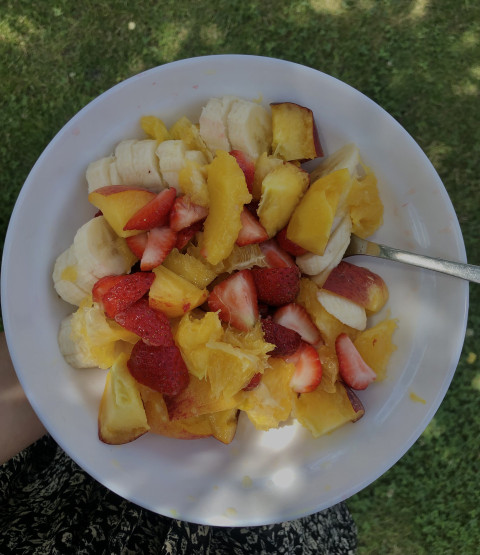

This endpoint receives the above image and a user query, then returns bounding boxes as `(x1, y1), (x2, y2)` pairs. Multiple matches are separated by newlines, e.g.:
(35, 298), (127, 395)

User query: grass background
(1, 1), (479, 553)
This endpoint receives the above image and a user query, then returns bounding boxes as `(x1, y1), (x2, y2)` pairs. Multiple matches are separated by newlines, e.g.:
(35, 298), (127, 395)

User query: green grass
(1, 1), (479, 553)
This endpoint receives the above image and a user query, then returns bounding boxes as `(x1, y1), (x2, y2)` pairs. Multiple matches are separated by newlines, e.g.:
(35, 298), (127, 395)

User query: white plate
(1, 55), (468, 526)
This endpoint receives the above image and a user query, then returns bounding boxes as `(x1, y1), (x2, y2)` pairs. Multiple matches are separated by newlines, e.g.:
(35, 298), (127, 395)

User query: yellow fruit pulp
(140, 115), (171, 142)
(162, 248), (217, 289)
(287, 168), (352, 255)
(199, 150), (252, 265)
(271, 102), (318, 161)
(293, 382), (359, 438)
(238, 358), (296, 430)
(257, 162), (309, 237)
(98, 353), (150, 444)
(170, 116), (212, 160)
(348, 172), (384, 238)
(149, 265), (208, 318)
(354, 318), (397, 380)
(251, 152), (284, 201)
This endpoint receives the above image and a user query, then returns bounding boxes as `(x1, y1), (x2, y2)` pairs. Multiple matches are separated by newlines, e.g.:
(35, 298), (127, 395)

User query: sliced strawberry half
(236, 208), (269, 247)
(252, 266), (300, 306)
(335, 333), (376, 390)
(140, 226), (177, 271)
(175, 220), (204, 250)
(261, 316), (302, 357)
(259, 239), (296, 268)
(207, 269), (259, 331)
(123, 187), (177, 231)
(92, 272), (155, 319)
(229, 150), (255, 193)
(114, 297), (174, 347)
(127, 341), (189, 396)
(276, 226), (308, 256)
(273, 302), (322, 345)
(126, 232), (148, 259)
(169, 195), (208, 232)
(284, 341), (322, 393)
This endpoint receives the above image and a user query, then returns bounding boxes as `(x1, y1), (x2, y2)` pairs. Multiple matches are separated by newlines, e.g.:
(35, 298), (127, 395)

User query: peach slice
(98, 353), (150, 445)
(316, 289), (367, 331)
(88, 186), (156, 238)
(149, 265), (208, 318)
(322, 261), (389, 314)
(270, 102), (323, 161)
(286, 168), (352, 255)
(257, 162), (309, 237)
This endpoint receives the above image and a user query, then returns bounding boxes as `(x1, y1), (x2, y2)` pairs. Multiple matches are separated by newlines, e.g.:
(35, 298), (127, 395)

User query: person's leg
(0, 332), (46, 464)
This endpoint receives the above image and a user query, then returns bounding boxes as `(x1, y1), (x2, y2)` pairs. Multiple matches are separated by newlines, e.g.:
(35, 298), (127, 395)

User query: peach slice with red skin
(270, 102), (323, 162)
(322, 261), (389, 313)
(88, 186), (156, 238)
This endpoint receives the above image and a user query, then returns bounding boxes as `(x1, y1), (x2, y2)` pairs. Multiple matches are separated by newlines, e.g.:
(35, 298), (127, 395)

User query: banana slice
(227, 98), (272, 160)
(58, 314), (99, 368)
(199, 95), (237, 153)
(130, 139), (164, 191)
(310, 143), (365, 183)
(296, 215), (352, 276)
(53, 245), (91, 306)
(156, 139), (188, 191)
(73, 216), (136, 292)
(113, 139), (137, 184)
(86, 156), (115, 193)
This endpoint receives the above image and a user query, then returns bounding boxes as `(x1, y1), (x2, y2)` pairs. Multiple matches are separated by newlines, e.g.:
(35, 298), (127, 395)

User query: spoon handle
(350, 237), (480, 284)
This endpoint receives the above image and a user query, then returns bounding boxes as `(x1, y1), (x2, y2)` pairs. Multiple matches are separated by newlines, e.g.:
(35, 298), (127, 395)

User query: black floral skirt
(0, 435), (357, 554)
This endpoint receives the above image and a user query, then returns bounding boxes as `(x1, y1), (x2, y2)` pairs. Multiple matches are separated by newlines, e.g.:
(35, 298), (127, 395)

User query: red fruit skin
(261, 317), (302, 357)
(127, 341), (189, 396)
(169, 195), (208, 232)
(207, 269), (259, 332)
(276, 226), (308, 256)
(242, 372), (262, 391)
(123, 187), (177, 231)
(92, 272), (155, 319)
(140, 226), (177, 271)
(126, 233), (148, 259)
(114, 297), (174, 346)
(335, 333), (376, 390)
(273, 303), (322, 346)
(251, 267), (300, 306)
(259, 239), (296, 268)
(236, 208), (269, 246)
(229, 150), (255, 192)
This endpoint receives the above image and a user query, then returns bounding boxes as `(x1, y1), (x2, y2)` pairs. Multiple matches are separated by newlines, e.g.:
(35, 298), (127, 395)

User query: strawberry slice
(259, 239), (296, 268)
(175, 220), (204, 250)
(229, 150), (255, 193)
(114, 297), (174, 346)
(236, 208), (268, 246)
(127, 341), (189, 396)
(207, 269), (259, 331)
(261, 317), (302, 357)
(284, 341), (322, 393)
(169, 195), (208, 232)
(126, 232), (148, 259)
(123, 187), (177, 231)
(276, 226), (308, 256)
(140, 226), (177, 271)
(273, 302), (322, 345)
(251, 267), (300, 306)
(335, 333), (376, 390)
(92, 272), (155, 319)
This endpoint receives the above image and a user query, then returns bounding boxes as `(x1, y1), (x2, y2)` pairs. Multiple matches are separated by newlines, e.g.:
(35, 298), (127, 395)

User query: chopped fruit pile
(53, 95), (398, 446)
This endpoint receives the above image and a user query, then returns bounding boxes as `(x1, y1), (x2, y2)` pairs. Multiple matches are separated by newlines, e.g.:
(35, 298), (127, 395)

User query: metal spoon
(344, 234), (480, 284)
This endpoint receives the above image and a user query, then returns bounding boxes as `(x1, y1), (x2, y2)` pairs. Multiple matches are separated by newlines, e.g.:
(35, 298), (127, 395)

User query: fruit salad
(53, 96), (397, 446)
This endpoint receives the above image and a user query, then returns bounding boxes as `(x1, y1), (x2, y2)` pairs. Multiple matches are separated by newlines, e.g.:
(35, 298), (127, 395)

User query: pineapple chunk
(257, 162), (309, 237)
